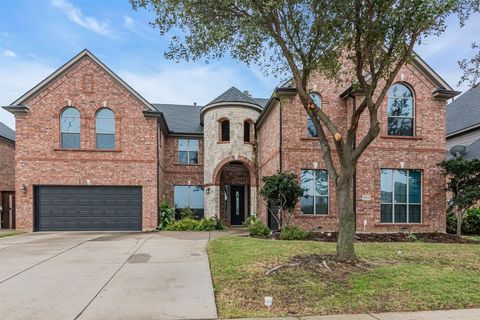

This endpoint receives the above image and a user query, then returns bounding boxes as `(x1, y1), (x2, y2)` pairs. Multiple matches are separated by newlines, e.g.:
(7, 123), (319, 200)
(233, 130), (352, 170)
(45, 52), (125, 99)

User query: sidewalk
(233, 308), (480, 320)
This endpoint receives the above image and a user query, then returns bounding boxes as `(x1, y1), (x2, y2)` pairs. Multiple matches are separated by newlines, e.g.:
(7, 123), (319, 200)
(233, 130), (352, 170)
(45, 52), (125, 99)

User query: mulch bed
(270, 231), (479, 243)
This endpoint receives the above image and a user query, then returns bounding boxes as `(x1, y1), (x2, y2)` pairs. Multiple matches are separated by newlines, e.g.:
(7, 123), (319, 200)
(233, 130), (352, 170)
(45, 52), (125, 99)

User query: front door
(230, 186), (245, 225)
(1, 192), (15, 229)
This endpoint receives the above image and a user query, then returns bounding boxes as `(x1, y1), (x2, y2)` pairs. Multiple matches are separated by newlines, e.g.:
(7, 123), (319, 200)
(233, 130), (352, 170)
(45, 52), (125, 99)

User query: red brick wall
(14, 56), (158, 231)
(256, 102), (281, 222)
(274, 62), (447, 233)
(0, 140), (15, 192)
(160, 135), (204, 208)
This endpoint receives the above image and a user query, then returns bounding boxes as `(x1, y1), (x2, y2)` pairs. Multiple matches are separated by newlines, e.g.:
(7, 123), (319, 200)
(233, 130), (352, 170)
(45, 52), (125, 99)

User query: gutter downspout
(279, 99), (283, 173)
(156, 120), (160, 228)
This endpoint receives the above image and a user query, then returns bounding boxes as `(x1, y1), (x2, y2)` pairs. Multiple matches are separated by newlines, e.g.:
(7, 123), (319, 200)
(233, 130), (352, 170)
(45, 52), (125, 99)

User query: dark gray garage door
(35, 186), (142, 231)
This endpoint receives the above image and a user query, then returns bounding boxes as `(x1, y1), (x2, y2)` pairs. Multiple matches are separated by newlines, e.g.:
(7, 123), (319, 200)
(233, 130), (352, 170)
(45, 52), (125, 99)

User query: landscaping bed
(270, 231), (479, 243)
(207, 236), (480, 318)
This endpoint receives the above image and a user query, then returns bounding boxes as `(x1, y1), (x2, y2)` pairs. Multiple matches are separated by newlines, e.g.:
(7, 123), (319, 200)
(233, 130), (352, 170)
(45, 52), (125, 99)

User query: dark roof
(206, 86), (261, 106)
(253, 98), (269, 108)
(0, 122), (15, 142)
(152, 104), (203, 134)
(446, 83), (480, 136)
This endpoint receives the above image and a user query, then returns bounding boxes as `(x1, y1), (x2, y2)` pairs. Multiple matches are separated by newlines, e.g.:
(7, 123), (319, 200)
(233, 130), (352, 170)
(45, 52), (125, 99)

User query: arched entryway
(207, 157), (257, 225)
(219, 162), (251, 225)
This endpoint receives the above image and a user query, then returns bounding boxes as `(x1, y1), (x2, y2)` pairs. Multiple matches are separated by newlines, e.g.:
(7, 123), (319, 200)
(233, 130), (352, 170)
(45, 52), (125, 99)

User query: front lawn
(207, 236), (480, 318)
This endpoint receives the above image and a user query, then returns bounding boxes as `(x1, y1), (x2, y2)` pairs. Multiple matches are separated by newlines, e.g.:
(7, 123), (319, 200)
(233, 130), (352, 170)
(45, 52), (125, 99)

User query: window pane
(178, 151), (188, 164)
(381, 204), (393, 223)
(315, 196), (328, 215)
(174, 186), (189, 208)
(178, 139), (188, 151)
(388, 98), (413, 117)
(301, 170), (314, 196)
(409, 204), (421, 223)
(409, 170), (422, 204)
(96, 134), (115, 149)
(315, 170), (328, 196)
(307, 118), (317, 137)
(244, 122), (251, 142)
(189, 151), (198, 164)
(221, 121), (230, 141)
(190, 186), (204, 209)
(61, 108), (80, 133)
(394, 204), (407, 223)
(97, 108), (114, 118)
(394, 170), (407, 203)
(388, 118), (414, 136)
(189, 139), (198, 151)
(96, 118), (115, 134)
(61, 133), (80, 148)
(310, 92), (322, 108)
(301, 196), (314, 214)
(380, 169), (393, 203)
(388, 83), (413, 100)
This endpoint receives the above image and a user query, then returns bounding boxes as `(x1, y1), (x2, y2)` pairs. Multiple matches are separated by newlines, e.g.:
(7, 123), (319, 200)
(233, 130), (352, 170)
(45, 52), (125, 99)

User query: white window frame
(178, 138), (199, 165)
(300, 169), (329, 215)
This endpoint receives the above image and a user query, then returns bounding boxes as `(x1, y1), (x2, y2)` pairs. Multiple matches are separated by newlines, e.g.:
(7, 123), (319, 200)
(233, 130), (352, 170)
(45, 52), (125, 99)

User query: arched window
(307, 92), (322, 137)
(387, 83), (414, 136)
(244, 120), (252, 143)
(96, 108), (115, 149)
(220, 119), (230, 142)
(60, 107), (80, 148)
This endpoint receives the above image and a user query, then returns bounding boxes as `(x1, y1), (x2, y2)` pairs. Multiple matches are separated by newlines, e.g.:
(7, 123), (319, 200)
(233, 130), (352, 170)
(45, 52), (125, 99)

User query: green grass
(464, 235), (480, 241)
(0, 231), (21, 238)
(207, 237), (480, 318)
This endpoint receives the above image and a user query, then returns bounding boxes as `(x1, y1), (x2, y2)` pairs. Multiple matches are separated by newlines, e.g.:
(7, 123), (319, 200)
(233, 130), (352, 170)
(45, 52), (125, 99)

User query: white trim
(300, 169), (329, 216)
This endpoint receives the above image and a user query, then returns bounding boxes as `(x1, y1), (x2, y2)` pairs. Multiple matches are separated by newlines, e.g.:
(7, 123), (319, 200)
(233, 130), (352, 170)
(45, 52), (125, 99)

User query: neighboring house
(0, 122), (15, 229)
(3, 49), (458, 233)
(446, 83), (480, 159)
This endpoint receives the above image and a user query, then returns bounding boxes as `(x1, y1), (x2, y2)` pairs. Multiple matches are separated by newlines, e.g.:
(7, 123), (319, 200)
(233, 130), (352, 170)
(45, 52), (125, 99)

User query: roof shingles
(0, 122), (15, 142)
(446, 83), (480, 135)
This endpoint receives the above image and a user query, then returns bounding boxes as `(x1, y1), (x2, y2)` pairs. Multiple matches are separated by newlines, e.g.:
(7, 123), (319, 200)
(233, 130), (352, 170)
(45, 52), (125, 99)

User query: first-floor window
(174, 185), (204, 218)
(380, 169), (422, 223)
(300, 169), (328, 215)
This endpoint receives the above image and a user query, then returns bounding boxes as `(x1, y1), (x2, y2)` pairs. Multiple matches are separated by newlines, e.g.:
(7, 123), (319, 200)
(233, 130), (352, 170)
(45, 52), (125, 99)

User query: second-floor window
(60, 107), (80, 149)
(307, 92), (322, 137)
(244, 121), (251, 143)
(387, 83), (415, 136)
(95, 108), (115, 149)
(178, 138), (199, 164)
(220, 120), (230, 142)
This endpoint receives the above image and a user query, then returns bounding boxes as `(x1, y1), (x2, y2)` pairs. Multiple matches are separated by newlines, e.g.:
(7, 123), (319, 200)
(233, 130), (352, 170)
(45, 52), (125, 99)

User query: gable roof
(7, 49), (156, 112)
(152, 104), (203, 135)
(446, 83), (480, 136)
(0, 122), (15, 143)
(205, 86), (261, 107)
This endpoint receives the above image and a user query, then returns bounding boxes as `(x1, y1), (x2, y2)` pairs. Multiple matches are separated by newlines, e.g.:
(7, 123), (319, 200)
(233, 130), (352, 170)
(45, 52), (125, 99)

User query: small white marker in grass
(264, 296), (273, 310)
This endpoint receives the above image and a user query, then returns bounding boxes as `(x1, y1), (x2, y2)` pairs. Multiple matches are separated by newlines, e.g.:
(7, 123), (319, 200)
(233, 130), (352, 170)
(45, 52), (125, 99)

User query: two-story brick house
(4, 49), (458, 232)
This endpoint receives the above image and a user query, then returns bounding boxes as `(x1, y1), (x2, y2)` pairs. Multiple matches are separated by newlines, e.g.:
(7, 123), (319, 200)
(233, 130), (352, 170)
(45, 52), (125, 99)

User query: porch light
(21, 184), (27, 193)
(205, 187), (210, 195)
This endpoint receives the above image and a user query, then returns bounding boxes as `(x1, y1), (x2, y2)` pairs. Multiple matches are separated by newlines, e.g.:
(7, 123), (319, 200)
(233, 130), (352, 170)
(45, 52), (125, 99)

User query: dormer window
(220, 119), (230, 142)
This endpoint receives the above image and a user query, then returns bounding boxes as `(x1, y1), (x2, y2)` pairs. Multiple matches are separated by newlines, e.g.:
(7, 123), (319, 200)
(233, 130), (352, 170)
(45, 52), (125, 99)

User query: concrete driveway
(0, 231), (223, 320)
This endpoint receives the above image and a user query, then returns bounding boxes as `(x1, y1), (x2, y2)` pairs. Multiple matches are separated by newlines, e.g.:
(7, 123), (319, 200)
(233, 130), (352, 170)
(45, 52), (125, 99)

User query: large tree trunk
(336, 173), (357, 261)
(456, 210), (463, 236)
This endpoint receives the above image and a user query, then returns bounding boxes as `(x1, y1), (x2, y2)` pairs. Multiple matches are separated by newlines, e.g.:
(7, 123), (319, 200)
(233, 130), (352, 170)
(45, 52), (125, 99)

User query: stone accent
(203, 105), (260, 218)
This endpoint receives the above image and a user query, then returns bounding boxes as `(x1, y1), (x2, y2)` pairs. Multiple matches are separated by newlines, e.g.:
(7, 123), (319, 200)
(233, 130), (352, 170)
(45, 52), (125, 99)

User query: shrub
(463, 208), (480, 235)
(158, 199), (175, 230)
(246, 217), (271, 237)
(279, 225), (313, 240)
(446, 211), (457, 234)
(179, 207), (196, 220)
(164, 217), (225, 231)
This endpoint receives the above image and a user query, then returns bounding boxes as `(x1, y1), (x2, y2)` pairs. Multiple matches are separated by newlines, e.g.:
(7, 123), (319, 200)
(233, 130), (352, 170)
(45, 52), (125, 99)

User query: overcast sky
(1, 0), (479, 130)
